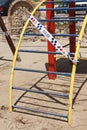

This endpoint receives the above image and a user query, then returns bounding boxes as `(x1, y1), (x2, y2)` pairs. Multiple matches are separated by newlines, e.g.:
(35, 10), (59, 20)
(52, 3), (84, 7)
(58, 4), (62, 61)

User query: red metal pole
(69, 2), (76, 53)
(46, 0), (56, 79)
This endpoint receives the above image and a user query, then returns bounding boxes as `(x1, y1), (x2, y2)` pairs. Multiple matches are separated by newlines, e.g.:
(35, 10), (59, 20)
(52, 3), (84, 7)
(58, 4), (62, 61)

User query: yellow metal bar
(54, 55), (87, 60)
(68, 14), (87, 125)
(54, 55), (73, 59)
(9, 0), (46, 112)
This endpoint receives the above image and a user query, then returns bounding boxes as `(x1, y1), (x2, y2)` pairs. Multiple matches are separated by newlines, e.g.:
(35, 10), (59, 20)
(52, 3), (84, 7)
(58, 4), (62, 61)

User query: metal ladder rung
(24, 33), (78, 37)
(14, 68), (71, 76)
(38, 19), (83, 22)
(53, 16), (85, 19)
(18, 49), (61, 55)
(18, 50), (75, 56)
(44, 0), (87, 4)
(37, 7), (87, 11)
(12, 105), (68, 119)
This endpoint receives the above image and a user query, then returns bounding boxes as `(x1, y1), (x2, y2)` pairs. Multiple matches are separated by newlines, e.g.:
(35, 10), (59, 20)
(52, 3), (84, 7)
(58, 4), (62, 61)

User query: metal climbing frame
(9, 0), (87, 125)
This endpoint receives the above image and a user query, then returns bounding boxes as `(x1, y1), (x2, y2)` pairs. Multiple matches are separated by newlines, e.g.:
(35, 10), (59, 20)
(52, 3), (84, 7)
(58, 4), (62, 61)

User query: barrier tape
(29, 14), (74, 62)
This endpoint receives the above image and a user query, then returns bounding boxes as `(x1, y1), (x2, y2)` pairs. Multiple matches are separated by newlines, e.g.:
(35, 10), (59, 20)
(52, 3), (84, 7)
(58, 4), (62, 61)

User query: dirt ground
(0, 32), (87, 130)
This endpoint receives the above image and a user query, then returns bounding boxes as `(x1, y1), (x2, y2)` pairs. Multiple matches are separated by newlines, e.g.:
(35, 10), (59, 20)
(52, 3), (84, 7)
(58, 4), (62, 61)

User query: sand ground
(0, 32), (87, 130)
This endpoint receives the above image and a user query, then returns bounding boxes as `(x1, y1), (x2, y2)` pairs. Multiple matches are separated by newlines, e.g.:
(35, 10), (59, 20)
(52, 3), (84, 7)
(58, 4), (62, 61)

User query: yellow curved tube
(68, 14), (87, 125)
(9, 0), (87, 125)
(9, 0), (46, 112)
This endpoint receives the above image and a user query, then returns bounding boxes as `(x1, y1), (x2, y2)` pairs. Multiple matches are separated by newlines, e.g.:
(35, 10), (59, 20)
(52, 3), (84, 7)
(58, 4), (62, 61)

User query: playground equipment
(0, 15), (15, 55)
(0, 16), (20, 60)
(9, 0), (87, 125)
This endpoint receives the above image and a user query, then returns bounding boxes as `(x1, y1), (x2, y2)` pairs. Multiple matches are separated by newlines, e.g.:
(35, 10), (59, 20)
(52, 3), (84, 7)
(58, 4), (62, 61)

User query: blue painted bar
(12, 86), (69, 98)
(38, 18), (83, 22)
(18, 50), (62, 55)
(12, 105), (68, 118)
(19, 49), (75, 56)
(24, 33), (78, 37)
(53, 16), (84, 19)
(37, 7), (87, 11)
(14, 68), (71, 76)
(44, 0), (87, 4)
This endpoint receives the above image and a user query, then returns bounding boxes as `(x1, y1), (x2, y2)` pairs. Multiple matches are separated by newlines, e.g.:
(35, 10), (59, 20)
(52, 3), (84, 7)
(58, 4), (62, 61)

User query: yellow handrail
(9, 0), (46, 112)
(68, 14), (87, 125)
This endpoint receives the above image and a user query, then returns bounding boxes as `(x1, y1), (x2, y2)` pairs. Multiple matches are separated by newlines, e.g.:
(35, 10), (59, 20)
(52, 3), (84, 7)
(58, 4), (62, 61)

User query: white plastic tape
(29, 15), (73, 61)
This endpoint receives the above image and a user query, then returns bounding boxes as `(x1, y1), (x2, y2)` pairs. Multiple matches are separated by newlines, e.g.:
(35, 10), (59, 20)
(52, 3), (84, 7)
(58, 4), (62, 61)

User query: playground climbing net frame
(9, 0), (87, 125)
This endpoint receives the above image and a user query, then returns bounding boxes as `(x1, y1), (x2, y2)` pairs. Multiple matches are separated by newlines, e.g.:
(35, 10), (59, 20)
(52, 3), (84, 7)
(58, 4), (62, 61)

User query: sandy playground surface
(0, 28), (87, 130)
